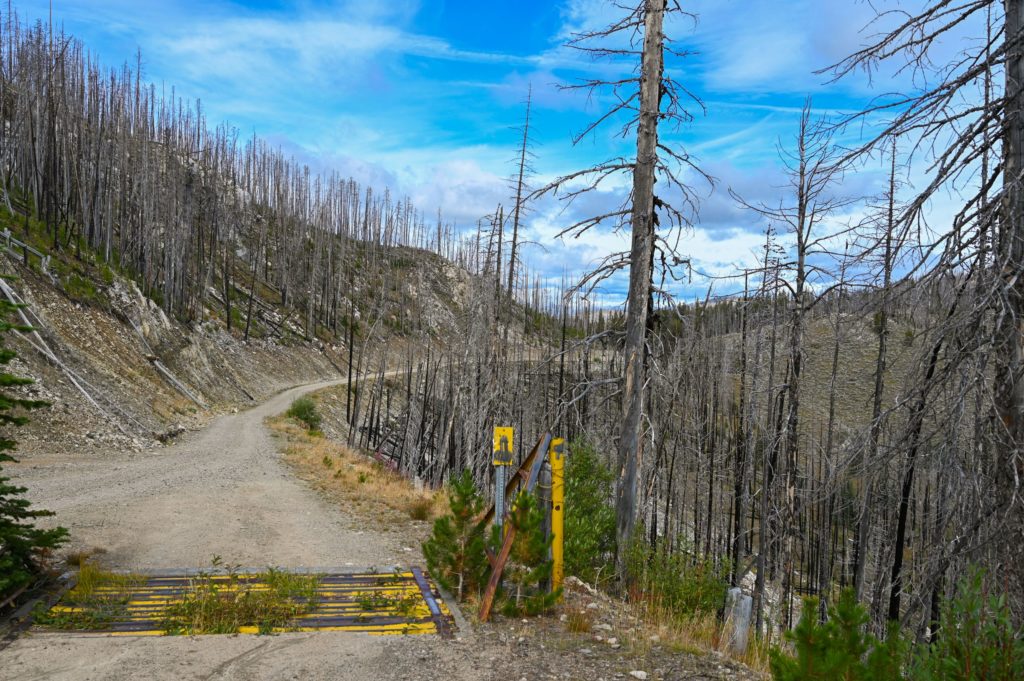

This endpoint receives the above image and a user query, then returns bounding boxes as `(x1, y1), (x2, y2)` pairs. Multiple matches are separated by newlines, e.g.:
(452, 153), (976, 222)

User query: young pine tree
(770, 589), (906, 681)
(563, 441), (616, 585)
(422, 470), (489, 601)
(499, 490), (560, 617)
(0, 291), (67, 601)
(912, 569), (1024, 681)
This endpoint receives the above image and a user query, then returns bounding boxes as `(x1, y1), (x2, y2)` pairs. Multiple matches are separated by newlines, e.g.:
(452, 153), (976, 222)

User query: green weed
(34, 562), (144, 630)
(161, 559), (322, 636)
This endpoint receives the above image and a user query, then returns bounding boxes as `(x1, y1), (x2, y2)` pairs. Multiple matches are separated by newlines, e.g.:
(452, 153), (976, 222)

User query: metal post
(492, 427), (514, 530)
(549, 437), (565, 596)
(539, 452), (552, 592)
(495, 466), (506, 530)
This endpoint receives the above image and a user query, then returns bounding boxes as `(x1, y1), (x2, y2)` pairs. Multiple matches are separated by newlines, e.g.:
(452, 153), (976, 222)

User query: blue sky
(12, 0), (974, 302)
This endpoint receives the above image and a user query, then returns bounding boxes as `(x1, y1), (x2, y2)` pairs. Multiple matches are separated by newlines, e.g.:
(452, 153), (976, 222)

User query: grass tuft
(161, 559), (321, 635)
(564, 609), (593, 633)
(407, 497), (433, 520)
(35, 561), (145, 630)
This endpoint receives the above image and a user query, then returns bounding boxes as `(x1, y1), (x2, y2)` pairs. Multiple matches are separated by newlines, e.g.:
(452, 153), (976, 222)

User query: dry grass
(268, 417), (447, 523)
(564, 609), (593, 633)
(151, 395), (196, 420)
(64, 546), (108, 567)
(632, 604), (772, 677)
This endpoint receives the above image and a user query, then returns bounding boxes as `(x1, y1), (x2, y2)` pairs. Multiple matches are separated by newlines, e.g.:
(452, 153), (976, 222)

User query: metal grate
(42, 568), (454, 637)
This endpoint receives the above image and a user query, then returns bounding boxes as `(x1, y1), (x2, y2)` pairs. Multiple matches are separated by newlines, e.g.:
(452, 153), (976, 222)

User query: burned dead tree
(534, 0), (710, 580)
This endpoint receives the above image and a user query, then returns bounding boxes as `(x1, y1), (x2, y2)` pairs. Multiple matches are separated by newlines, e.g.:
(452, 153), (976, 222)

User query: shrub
(911, 568), (1024, 681)
(770, 570), (1024, 681)
(0, 289), (67, 603)
(770, 589), (906, 681)
(64, 273), (98, 303)
(286, 396), (321, 431)
(625, 537), (728, 620)
(563, 440), (616, 585)
(99, 263), (116, 286)
(422, 470), (489, 601)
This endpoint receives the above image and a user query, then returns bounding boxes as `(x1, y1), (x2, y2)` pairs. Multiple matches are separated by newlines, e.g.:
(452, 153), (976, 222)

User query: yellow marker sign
(493, 427), (514, 466)
(549, 437), (565, 597)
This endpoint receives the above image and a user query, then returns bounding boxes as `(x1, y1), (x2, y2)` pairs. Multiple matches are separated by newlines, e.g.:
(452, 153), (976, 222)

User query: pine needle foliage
(0, 289), (67, 602)
(422, 470), (489, 602)
(563, 440), (616, 585)
(911, 569), (1024, 681)
(770, 589), (906, 681)
(499, 490), (561, 617)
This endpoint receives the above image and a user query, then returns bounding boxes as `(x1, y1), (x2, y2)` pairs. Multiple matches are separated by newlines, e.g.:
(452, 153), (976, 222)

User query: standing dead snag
(998, 0), (1024, 544)
(733, 100), (853, 626)
(507, 86), (534, 304)
(533, 0), (709, 581)
(616, 0), (665, 583)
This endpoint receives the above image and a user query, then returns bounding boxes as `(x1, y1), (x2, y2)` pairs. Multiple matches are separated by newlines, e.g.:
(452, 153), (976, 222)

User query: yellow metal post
(549, 437), (565, 596)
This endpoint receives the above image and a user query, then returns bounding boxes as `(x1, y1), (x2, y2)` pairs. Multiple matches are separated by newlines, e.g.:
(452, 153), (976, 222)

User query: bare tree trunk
(997, 0), (1024, 547)
(819, 254), (847, 618)
(732, 273), (750, 587)
(856, 141), (897, 602)
(615, 0), (665, 580)
(507, 87), (532, 301)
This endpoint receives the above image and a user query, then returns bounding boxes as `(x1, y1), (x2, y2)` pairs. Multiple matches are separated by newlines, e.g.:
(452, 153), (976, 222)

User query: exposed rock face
(2, 261), (339, 454)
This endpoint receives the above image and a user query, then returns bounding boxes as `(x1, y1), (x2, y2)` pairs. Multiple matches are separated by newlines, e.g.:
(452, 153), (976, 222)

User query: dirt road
(0, 379), (481, 681)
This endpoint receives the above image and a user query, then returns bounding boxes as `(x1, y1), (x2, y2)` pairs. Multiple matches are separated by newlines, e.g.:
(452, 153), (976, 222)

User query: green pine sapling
(422, 470), (489, 602)
(0, 289), (67, 602)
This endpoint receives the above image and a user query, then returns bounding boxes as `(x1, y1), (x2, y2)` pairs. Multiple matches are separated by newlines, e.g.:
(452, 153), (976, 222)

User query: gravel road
(0, 378), (481, 681)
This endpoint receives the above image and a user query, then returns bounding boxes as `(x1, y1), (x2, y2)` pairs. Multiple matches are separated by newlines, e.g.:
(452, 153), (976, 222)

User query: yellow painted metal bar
(106, 622), (440, 637)
(549, 437), (565, 597)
